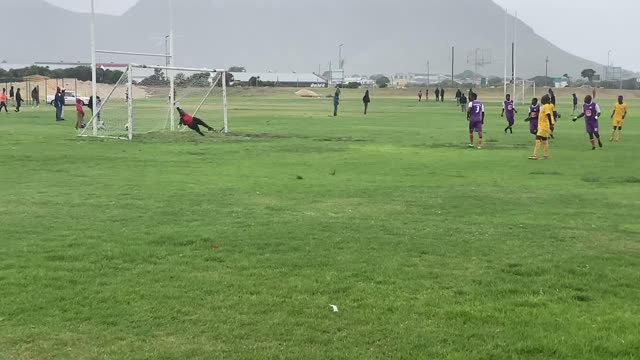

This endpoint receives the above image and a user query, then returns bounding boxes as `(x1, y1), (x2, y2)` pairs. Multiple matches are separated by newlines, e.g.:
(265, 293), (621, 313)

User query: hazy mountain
(6, 0), (620, 78)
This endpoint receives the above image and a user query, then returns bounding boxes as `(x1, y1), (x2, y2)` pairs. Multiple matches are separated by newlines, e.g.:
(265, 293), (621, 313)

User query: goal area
(519, 80), (536, 105)
(79, 64), (228, 140)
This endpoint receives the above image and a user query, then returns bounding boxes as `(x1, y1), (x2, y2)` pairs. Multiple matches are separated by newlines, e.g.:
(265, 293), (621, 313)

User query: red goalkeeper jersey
(181, 113), (193, 126)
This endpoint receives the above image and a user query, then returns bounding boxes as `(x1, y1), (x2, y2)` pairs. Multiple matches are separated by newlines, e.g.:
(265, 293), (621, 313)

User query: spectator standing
(363, 90), (371, 115)
(54, 87), (64, 121)
(14, 88), (23, 112)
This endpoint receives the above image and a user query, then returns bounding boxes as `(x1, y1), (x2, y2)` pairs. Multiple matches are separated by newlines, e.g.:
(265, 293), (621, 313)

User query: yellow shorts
(537, 127), (551, 138)
(613, 119), (624, 127)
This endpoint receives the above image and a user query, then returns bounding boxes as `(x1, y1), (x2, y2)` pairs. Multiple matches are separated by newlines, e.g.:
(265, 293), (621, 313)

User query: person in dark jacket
(9, 86), (15, 104)
(455, 89), (462, 105)
(548, 89), (556, 106)
(54, 87), (64, 121)
(435, 87), (441, 102)
(363, 90), (371, 115)
(459, 93), (468, 112)
(440, 88), (446, 102)
(14, 88), (23, 112)
(88, 96), (93, 113)
(572, 93), (578, 115)
(31, 86), (39, 107)
(333, 92), (340, 117)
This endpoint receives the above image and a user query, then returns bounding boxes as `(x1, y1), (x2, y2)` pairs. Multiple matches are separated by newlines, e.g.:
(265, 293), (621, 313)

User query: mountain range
(6, 0), (625, 79)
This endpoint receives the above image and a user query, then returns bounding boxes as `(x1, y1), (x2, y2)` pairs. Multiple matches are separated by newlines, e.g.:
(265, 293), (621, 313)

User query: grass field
(1, 88), (639, 359)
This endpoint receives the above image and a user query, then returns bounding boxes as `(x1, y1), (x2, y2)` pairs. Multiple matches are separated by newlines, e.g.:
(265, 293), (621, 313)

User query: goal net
(79, 64), (229, 140)
(520, 80), (536, 105)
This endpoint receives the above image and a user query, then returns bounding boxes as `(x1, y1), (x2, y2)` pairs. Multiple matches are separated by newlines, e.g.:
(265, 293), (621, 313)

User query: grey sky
(45, 0), (638, 71)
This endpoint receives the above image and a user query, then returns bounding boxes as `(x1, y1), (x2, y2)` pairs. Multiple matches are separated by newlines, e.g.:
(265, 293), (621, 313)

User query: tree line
(0, 65), (124, 84)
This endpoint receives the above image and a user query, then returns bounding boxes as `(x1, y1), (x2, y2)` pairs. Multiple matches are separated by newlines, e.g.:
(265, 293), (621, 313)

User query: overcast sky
(45, 0), (638, 71)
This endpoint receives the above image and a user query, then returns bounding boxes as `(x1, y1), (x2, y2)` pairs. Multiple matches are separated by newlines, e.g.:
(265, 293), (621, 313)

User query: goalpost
(79, 64), (229, 140)
(521, 80), (536, 105)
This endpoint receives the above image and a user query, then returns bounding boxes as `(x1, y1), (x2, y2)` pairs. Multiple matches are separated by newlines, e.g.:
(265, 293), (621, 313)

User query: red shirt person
(0, 89), (7, 113)
(177, 107), (216, 136)
(75, 98), (85, 130)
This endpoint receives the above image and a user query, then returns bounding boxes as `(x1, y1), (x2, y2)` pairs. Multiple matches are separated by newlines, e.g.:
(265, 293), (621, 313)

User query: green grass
(1, 88), (640, 359)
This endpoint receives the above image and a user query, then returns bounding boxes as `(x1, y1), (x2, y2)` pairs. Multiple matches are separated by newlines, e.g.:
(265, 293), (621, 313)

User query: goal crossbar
(130, 63), (226, 73)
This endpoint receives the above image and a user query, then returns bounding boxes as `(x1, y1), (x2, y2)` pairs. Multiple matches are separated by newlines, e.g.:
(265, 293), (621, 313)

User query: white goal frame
(79, 63), (229, 140)
(520, 80), (536, 105)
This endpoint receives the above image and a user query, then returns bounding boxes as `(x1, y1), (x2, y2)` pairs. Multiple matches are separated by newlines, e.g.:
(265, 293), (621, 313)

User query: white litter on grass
(329, 305), (339, 313)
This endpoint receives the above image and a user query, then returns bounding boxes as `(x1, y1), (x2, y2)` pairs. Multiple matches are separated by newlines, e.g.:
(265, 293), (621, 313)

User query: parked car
(47, 91), (90, 106)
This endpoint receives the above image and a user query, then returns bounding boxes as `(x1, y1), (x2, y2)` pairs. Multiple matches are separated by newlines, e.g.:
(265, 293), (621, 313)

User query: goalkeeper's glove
(595, 116), (599, 120)
(572, 117), (578, 122)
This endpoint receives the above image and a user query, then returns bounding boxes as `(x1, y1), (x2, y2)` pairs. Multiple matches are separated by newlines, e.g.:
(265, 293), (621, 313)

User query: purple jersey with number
(504, 100), (515, 120)
(583, 103), (598, 122)
(529, 104), (540, 131)
(529, 105), (540, 120)
(583, 102), (600, 133)
(468, 100), (484, 122)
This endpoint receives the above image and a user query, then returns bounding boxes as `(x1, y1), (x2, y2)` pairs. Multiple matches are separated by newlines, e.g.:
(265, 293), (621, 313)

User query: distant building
(327, 69), (345, 86)
(344, 76), (375, 88)
(231, 72), (327, 87)
(392, 73), (450, 87)
(552, 77), (568, 88)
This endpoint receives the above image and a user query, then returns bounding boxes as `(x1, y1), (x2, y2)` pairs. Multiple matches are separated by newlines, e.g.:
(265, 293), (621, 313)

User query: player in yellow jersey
(529, 95), (555, 160)
(610, 95), (628, 142)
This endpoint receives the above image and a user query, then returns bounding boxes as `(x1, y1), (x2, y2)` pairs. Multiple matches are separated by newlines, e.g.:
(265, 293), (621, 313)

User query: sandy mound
(295, 89), (320, 98)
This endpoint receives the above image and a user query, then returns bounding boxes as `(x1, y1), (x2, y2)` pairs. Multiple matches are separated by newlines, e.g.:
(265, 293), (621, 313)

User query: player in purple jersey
(467, 93), (485, 149)
(525, 97), (540, 136)
(573, 95), (603, 150)
(501, 94), (518, 134)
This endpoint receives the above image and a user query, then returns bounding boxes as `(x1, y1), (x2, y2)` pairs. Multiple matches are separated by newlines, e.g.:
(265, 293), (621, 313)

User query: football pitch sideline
(0, 88), (639, 359)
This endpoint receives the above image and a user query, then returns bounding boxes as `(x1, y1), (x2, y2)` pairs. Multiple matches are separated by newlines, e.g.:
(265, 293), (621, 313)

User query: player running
(467, 93), (485, 149)
(177, 107), (216, 136)
(573, 95), (603, 150)
(610, 95), (627, 142)
(529, 95), (554, 160)
(501, 94), (517, 134)
(525, 97), (540, 136)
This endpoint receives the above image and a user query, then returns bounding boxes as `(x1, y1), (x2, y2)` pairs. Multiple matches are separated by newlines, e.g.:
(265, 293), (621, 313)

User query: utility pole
(606, 50), (611, 89)
(427, 60), (430, 89)
(339, 44), (344, 69)
(475, 48), (479, 87)
(451, 47), (455, 88)
(545, 56), (549, 87)
(165, 35), (170, 67)
(90, 0), (97, 136)
(511, 42), (515, 89)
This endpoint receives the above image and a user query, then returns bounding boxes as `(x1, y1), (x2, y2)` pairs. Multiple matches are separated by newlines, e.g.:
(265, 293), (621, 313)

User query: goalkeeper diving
(177, 107), (217, 136)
